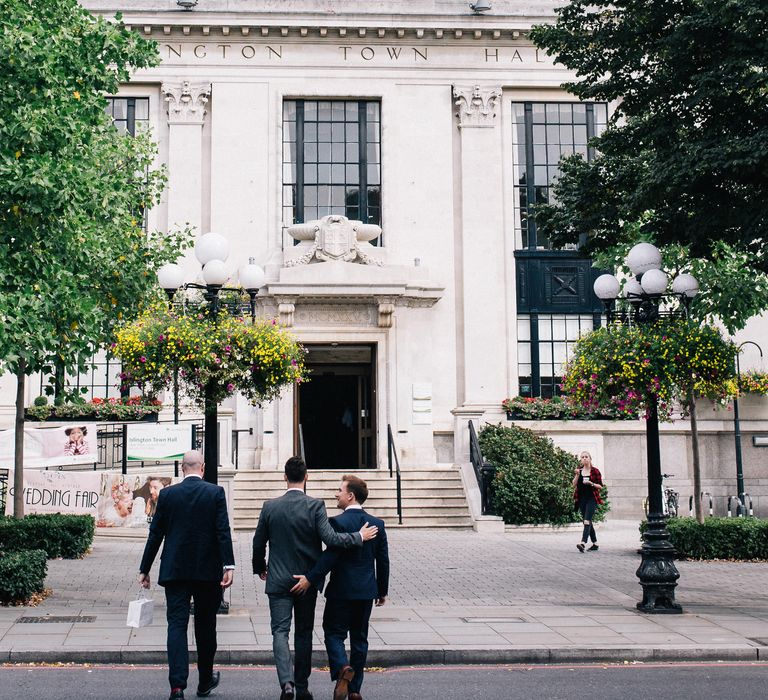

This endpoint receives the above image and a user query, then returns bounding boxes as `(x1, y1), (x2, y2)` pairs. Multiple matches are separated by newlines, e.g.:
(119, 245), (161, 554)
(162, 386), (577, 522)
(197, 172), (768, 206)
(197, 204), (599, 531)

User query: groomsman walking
(138, 450), (235, 700)
(293, 475), (389, 700)
(253, 458), (378, 700)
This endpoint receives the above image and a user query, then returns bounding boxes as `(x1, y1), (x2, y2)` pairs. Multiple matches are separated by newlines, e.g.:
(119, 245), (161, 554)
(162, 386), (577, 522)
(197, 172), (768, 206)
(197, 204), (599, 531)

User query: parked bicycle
(642, 473), (679, 518)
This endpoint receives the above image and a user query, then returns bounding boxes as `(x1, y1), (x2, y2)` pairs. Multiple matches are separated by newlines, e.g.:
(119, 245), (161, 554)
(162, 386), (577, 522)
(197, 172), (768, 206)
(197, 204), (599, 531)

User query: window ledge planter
(503, 397), (634, 421)
(25, 399), (163, 423)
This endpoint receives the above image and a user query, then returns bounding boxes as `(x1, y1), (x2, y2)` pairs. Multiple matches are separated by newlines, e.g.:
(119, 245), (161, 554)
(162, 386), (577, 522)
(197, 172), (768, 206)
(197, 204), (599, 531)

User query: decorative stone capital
(162, 80), (211, 125)
(452, 85), (501, 129)
(284, 215), (383, 267)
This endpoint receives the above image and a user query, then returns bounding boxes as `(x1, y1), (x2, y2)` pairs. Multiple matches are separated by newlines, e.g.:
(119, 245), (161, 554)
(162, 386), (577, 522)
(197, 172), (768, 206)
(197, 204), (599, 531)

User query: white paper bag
(126, 589), (154, 628)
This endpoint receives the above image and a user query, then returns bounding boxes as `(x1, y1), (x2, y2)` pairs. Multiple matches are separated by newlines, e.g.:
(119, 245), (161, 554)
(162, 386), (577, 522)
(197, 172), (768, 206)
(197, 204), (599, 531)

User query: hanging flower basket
(112, 304), (307, 409)
(560, 319), (737, 421)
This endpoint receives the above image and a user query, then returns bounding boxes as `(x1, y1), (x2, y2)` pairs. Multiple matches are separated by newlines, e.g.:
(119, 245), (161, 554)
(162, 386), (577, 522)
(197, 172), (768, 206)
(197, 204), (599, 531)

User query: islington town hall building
(3, 0), (767, 527)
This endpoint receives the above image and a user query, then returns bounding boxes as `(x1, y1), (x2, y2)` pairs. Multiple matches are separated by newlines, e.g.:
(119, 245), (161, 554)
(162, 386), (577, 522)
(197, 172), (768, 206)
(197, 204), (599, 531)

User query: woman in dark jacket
(572, 451), (603, 552)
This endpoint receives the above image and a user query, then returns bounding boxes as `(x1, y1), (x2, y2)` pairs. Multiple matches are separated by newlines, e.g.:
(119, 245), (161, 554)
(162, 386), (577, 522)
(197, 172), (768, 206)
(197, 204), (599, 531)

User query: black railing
(469, 420), (496, 516)
(387, 424), (403, 525)
(231, 428), (253, 470)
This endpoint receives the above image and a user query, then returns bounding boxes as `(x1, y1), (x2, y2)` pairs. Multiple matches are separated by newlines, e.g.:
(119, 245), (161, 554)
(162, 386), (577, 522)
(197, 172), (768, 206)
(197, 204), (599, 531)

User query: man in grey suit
(252, 457), (378, 700)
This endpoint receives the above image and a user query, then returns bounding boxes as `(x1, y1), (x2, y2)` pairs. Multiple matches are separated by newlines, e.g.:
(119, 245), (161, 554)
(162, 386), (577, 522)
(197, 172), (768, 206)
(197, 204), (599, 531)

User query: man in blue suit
(292, 475), (389, 700)
(139, 450), (235, 700)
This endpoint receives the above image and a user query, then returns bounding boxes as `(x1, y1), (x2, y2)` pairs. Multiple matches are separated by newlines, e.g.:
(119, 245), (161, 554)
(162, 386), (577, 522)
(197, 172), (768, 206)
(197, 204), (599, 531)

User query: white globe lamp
(626, 243), (662, 276)
(640, 268), (668, 296)
(672, 273), (699, 298)
(593, 274), (620, 301)
(623, 278), (644, 298)
(202, 259), (229, 287)
(195, 232), (230, 266)
(157, 263), (185, 292)
(239, 261), (266, 292)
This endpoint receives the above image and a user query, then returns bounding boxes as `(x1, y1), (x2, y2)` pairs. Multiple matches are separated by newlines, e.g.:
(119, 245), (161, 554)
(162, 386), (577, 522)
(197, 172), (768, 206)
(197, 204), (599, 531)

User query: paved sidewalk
(2, 521), (767, 664)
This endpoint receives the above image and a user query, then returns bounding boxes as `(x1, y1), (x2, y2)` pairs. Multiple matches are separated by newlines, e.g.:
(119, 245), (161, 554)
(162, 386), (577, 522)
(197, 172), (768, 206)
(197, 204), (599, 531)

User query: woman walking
(573, 451), (603, 552)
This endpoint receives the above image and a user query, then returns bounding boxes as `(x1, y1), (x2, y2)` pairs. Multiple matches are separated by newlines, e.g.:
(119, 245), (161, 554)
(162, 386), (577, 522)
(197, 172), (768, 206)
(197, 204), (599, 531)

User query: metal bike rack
(688, 491), (714, 517)
(740, 492), (753, 517)
(727, 495), (744, 518)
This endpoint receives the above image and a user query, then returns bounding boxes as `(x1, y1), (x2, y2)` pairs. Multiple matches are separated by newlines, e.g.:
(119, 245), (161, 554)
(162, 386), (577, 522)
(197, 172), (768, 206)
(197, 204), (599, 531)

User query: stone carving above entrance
(285, 215), (383, 267)
(452, 84), (501, 128)
(162, 80), (211, 125)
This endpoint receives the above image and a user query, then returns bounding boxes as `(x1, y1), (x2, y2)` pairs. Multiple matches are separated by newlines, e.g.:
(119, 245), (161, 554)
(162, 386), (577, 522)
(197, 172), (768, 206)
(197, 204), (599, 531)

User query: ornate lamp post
(593, 243), (699, 614)
(156, 233), (265, 485)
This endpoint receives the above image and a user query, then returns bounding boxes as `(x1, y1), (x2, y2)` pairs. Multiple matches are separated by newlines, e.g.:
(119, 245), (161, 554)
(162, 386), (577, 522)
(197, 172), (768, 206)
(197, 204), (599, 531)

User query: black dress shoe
(280, 682), (296, 700)
(588, 544), (599, 551)
(296, 692), (314, 700)
(170, 690), (184, 700)
(197, 671), (220, 697)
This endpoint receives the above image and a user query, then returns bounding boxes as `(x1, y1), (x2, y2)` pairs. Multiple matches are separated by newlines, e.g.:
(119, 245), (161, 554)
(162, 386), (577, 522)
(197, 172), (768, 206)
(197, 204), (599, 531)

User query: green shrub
(0, 514), (95, 558)
(640, 517), (768, 560)
(479, 423), (610, 525)
(0, 549), (47, 604)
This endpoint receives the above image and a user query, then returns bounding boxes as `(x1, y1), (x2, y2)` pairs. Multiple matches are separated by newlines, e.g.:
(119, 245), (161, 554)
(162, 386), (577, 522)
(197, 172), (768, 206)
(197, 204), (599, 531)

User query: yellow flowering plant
(561, 319), (737, 421)
(112, 303), (307, 408)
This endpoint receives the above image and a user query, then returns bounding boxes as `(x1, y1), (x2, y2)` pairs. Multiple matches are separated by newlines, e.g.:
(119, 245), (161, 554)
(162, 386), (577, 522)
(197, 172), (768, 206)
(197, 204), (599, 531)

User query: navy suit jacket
(306, 508), (389, 601)
(139, 476), (235, 586)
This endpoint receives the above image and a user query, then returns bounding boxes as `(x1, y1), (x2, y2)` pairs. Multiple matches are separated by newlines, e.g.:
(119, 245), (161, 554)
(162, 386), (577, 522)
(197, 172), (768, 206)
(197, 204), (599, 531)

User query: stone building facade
(3, 1), (767, 520)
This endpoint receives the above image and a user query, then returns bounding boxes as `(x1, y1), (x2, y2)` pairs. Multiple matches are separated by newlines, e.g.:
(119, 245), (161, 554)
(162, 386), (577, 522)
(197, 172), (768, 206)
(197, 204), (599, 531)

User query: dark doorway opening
(296, 344), (376, 469)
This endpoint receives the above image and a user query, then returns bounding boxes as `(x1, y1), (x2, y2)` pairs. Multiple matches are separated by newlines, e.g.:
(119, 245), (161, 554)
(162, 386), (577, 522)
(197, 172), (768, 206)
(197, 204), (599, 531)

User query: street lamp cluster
(593, 242), (699, 614)
(156, 233), (265, 485)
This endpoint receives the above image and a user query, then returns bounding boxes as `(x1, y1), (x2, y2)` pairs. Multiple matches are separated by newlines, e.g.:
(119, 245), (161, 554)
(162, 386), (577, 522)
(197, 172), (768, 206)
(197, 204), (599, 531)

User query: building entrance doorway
(296, 344), (376, 469)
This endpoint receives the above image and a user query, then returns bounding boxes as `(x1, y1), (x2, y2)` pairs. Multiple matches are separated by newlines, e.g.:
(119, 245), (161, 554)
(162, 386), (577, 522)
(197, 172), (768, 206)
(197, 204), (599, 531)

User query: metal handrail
(469, 420), (496, 516)
(387, 424), (403, 525)
(298, 423), (306, 464)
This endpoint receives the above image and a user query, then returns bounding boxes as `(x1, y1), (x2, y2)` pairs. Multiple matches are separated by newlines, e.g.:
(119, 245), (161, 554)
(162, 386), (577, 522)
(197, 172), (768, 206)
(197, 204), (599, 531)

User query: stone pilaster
(452, 85), (507, 407)
(162, 80), (211, 234)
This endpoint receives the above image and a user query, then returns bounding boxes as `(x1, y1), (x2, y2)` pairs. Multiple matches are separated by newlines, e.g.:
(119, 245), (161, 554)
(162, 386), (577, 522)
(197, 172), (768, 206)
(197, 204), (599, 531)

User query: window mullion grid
(126, 98), (136, 137)
(586, 103), (596, 161)
(296, 101), (305, 224)
(523, 103), (536, 249)
(358, 101), (369, 223)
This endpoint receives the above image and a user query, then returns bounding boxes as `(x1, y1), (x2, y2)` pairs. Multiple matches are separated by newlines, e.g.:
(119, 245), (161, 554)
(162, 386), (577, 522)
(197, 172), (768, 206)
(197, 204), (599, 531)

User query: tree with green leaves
(0, 0), (191, 517)
(530, 0), (768, 276)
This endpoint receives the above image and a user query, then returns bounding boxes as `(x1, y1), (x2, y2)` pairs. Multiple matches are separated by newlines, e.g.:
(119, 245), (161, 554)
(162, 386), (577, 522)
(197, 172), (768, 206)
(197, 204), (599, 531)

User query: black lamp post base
(636, 517), (683, 614)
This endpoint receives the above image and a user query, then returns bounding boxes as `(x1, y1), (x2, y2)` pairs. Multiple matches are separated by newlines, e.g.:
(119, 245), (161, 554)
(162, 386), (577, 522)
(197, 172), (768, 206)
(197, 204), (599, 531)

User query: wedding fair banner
(3, 470), (179, 528)
(126, 424), (191, 462)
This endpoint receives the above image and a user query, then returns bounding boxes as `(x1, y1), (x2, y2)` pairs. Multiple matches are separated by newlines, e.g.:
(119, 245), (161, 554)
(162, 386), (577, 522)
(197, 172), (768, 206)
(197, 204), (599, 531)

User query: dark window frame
(283, 99), (381, 239)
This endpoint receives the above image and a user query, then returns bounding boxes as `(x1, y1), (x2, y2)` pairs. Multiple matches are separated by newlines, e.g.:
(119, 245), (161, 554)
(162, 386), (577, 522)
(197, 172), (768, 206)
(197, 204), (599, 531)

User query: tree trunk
(13, 363), (26, 519)
(689, 391), (704, 524)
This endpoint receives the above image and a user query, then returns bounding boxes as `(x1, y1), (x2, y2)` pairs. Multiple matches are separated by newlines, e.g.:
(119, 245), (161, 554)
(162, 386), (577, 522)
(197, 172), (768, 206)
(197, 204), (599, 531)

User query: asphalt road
(2, 663), (768, 700)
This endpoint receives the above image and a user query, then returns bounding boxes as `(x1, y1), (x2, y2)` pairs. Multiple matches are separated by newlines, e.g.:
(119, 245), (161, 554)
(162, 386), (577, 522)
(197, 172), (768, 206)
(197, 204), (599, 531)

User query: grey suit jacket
(251, 489), (362, 595)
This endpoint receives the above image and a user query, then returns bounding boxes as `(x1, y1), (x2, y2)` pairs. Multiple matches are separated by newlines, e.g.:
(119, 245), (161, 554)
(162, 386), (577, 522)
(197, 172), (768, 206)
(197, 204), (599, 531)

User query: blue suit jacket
(139, 476), (234, 586)
(306, 508), (389, 601)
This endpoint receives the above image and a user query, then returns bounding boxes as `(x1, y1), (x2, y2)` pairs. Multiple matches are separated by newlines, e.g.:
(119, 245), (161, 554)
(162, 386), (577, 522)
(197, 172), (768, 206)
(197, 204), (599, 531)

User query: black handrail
(468, 420), (496, 516)
(387, 424), (403, 525)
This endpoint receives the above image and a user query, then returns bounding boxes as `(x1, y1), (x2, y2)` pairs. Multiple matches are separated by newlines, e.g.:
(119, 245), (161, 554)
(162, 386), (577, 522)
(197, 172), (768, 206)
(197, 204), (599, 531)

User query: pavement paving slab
(1, 520), (767, 664)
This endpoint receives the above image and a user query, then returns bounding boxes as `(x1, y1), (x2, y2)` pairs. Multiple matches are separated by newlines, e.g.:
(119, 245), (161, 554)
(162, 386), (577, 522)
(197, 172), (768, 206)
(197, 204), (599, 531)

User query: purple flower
(140, 356), (146, 363)
(226, 383), (234, 392)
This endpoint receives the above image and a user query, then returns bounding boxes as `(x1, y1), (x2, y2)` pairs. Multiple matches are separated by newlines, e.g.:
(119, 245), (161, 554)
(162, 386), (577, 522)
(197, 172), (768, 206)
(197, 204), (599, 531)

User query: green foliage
(562, 320), (737, 420)
(0, 0), (193, 380)
(641, 517), (768, 560)
(25, 396), (163, 421)
(502, 395), (633, 420)
(0, 549), (47, 604)
(0, 514), (95, 558)
(32, 395), (48, 407)
(529, 1), (768, 279)
(739, 371), (768, 396)
(478, 423), (609, 525)
(113, 304), (308, 408)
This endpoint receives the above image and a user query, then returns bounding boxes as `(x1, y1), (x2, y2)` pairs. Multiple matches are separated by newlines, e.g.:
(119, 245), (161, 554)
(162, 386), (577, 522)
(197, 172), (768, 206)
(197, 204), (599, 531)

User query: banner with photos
(3, 470), (179, 528)
(0, 423), (97, 470)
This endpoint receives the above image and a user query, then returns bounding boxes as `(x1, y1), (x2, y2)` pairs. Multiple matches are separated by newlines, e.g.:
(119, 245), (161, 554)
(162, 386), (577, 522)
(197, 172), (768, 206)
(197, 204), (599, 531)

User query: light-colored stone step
(231, 467), (472, 530)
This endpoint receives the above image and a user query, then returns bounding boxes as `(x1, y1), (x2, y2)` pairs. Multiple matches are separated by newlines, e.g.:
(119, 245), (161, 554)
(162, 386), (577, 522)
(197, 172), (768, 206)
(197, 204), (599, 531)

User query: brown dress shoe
(349, 694), (363, 700)
(333, 666), (354, 700)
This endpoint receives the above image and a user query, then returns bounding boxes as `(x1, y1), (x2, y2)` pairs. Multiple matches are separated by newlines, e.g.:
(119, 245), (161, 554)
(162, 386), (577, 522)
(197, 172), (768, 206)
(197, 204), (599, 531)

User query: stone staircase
(231, 467), (473, 530)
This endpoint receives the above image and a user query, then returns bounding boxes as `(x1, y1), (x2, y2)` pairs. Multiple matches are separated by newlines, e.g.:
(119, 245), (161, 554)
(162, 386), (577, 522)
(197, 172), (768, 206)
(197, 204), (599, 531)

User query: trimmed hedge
(0, 514), (95, 558)
(479, 423), (610, 525)
(0, 549), (47, 604)
(641, 517), (768, 560)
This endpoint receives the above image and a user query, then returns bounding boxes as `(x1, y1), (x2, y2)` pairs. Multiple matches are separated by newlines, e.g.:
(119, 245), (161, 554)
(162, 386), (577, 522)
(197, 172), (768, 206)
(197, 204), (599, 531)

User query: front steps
(232, 467), (473, 530)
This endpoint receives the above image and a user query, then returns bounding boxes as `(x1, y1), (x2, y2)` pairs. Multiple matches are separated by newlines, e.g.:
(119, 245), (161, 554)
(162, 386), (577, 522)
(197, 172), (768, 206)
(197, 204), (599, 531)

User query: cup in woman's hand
(582, 476), (590, 484)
